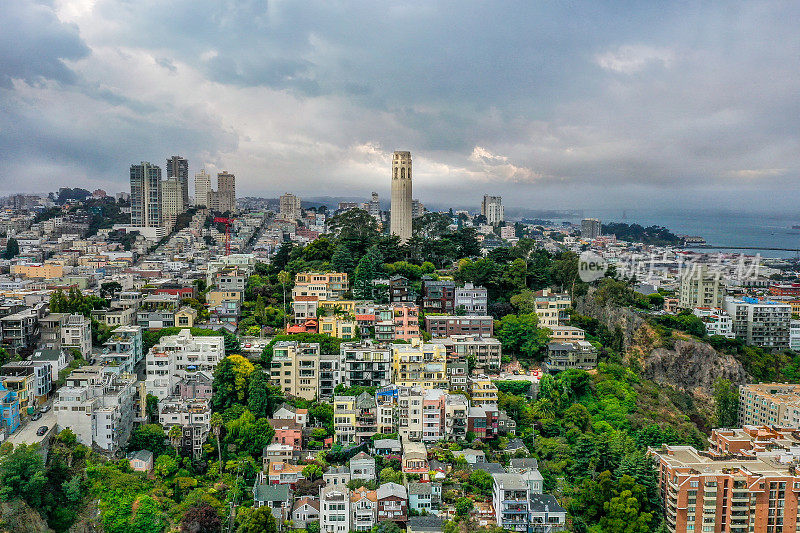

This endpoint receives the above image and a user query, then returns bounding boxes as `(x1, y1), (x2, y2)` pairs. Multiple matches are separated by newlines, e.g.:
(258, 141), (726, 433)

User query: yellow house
(318, 316), (357, 340)
(392, 339), (447, 389)
(470, 376), (499, 406)
(318, 300), (356, 316)
(333, 395), (357, 445)
(206, 290), (243, 306)
(10, 263), (64, 279)
(174, 307), (197, 328)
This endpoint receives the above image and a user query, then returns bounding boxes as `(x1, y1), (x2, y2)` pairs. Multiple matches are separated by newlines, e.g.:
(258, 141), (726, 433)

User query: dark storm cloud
(0, 1), (89, 87)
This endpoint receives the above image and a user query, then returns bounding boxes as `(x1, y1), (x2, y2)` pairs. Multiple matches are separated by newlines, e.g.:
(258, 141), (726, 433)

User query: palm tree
(210, 412), (224, 475)
(277, 270), (291, 331)
(168, 425), (182, 457)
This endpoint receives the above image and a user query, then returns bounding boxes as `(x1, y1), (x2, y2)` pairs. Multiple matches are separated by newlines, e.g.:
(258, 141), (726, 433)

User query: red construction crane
(213, 217), (235, 256)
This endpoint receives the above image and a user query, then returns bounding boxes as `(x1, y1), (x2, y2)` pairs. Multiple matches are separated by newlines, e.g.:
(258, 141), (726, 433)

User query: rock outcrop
(574, 290), (646, 350)
(0, 500), (53, 533)
(643, 338), (749, 395)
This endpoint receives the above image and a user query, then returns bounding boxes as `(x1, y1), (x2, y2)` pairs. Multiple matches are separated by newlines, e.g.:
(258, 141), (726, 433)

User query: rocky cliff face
(0, 500), (53, 533)
(575, 288), (749, 395)
(643, 338), (749, 395)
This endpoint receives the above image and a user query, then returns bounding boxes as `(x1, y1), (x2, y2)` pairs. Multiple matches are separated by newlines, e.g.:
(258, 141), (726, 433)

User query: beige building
(392, 339), (447, 390)
(390, 151), (412, 243)
(216, 171), (236, 213)
(194, 169), (211, 207)
(161, 177), (185, 231)
(206, 290), (243, 306)
(292, 272), (349, 300)
(739, 383), (800, 427)
(679, 265), (724, 309)
(269, 341), (321, 400)
(10, 263), (64, 279)
(279, 193), (302, 221)
(532, 288), (571, 328)
(548, 325), (586, 342)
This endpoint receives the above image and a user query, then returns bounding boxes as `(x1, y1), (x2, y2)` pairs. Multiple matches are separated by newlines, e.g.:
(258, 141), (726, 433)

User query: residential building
(321, 485), (351, 533)
(160, 177), (184, 231)
(98, 326), (143, 374)
(482, 195), (504, 225)
(293, 272), (349, 300)
(425, 315), (494, 338)
(408, 482), (441, 516)
(30, 348), (68, 383)
(145, 330), (225, 399)
(723, 296), (791, 349)
(350, 486), (378, 532)
(340, 342), (392, 389)
(692, 307), (734, 338)
(739, 383), (800, 427)
(252, 483), (292, 525)
(272, 402), (309, 426)
(580, 218), (601, 240)
(529, 494), (566, 532)
(455, 283), (488, 314)
(532, 289), (571, 328)
(388, 275), (415, 303)
(39, 312), (69, 349)
(130, 162), (162, 227)
(265, 461), (305, 487)
(60, 313), (92, 358)
(470, 375), (499, 406)
(159, 397), (210, 458)
(0, 384), (20, 435)
(440, 335), (502, 373)
(270, 418), (303, 449)
(324, 466), (351, 487)
(421, 389), (447, 442)
(492, 473), (531, 532)
(548, 325), (586, 343)
(650, 444), (800, 533)
(214, 171), (236, 213)
(402, 440), (428, 474)
(396, 386), (424, 441)
(445, 394), (469, 440)
(447, 362), (469, 391)
(376, 482), (408, 523)
(1, 307), (41, 354)
(292, 296), (319, 323)
(545, 341), (598, 372)
(469, 404), (499, 439)
(262, 443), (294, 466)
(373, 438), (402, 456)
(136, 294), (181, 329)
(708, 426), (800, 458)
(679, 265), (724, 309)
(1, 361), (51, 409)
(392, 340), (447, 389)
(55, 366), (136, 452)
(175, 373), (213, 400)
(292, 497), (320, 530)
(319, 315), (357, 339)
(174, 307), (197, 328)
(279, 193), (302, 221)
(128, 450), (154, 473)
(166, 155), (189, 208)
(792, 320), (800, 351)
(421, 279), (455, 314)
(268, 341), (320, 400)
(390, 151), (413, 243)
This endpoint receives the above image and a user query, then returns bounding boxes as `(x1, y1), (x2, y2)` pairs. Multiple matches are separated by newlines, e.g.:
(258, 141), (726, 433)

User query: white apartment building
(692, 307), (734, 338)
(481, 195), (504, 225)
(679, 265), (724, 309)
(792, 320), (800, 351)
(321, 485), (351, 533)
(341, 342), (392, 390)
(269, 341), (321, 400)
(723, 296), (791, 349)
(55, 366), (136, 452)
(455, 283), (488, 314)
(145, 330), (225, 399)
(61, 313), (92, 358)
(279, 193), (302, 221)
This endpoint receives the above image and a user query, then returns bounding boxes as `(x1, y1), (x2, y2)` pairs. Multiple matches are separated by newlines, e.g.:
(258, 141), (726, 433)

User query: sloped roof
(254, 483), (291, 502)
(377, 482), (407, 500)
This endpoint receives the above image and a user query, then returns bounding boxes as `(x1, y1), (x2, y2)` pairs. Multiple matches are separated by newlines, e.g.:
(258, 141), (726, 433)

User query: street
(8, 409), (57, 446)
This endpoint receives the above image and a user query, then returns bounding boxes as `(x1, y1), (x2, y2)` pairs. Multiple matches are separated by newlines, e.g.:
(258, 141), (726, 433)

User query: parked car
(31, 413), (42, 421)
(40, 404), (50, 413)
(36, 426), (48, 436)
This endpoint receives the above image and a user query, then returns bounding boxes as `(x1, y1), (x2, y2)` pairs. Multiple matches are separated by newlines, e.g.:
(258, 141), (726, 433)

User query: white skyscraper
(390, 151), (413, 243)
(481, 195), (504, 225)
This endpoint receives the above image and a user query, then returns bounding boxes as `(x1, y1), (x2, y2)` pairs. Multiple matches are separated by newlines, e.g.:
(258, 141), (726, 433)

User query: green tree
(353, 245), (383, 299)
(154, 454), (178, 477)
(101, 493), (167, 533)
(211, 355), (255, 410)
(455, 497), (474, 517)
(509, 289), (537, 314)
(235, 504), (278, 533)
(210, 412), (224, 474)
(331, 243), (357, 275)
(0, 443), (47, 509)
(495, 313), (550, 359)
(302, 464), (324, 480)
(599, 490), (653, 533)
(224, 409), (275, 457)
(247, 368), (283, 418)
(3, 238), (19, 260)
(128, 424), (168, 456)
(468, 470), (493, 496)
(713, 377), (739, 428)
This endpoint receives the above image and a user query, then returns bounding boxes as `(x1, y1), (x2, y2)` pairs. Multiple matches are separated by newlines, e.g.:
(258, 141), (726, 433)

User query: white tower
(390, 151), (413, 243)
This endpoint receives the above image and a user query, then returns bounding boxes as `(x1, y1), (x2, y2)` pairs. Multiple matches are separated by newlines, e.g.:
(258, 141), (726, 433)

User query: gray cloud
(0, 0), (798, 212)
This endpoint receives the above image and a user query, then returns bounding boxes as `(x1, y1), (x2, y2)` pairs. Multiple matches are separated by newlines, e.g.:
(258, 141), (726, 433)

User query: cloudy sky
(2, 1), (799, 213)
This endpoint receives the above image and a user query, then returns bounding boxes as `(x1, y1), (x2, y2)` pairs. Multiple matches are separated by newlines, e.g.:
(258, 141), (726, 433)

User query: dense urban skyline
(2, 1), (799, 212)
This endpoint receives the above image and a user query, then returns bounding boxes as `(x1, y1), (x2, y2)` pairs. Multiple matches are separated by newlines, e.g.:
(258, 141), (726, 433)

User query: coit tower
(390, 151), (413, 243)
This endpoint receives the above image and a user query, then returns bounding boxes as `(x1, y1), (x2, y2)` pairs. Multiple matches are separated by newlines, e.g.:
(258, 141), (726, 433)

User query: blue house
(0, 384), (21, 434)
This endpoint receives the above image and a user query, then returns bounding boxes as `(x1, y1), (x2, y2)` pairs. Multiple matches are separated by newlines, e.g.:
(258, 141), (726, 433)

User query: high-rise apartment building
(216, 171), (236, 213)
(367, 192), (381, 221)
(194, 169), (211, 207)
(650, 444), (800, 533)
(166, 155), (189, 208)
(481, 195), (504, 225)
(280, 193), (302, 221)
(580, 218), (601, 239)
(739, 383), (800, 426)
(390, 151), (413, 243)
(724, 296), (791, 349)
(160, 177), (184, 231)
(130, 162), (162, 227)
(411, 199), (425, 219)
(678, 265), (724, 309)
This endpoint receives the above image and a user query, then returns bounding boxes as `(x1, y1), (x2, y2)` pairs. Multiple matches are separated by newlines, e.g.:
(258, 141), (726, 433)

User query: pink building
(269, 419), (303, 449)
(392, 304), (420, 341)
(422, 389), (446, 442)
